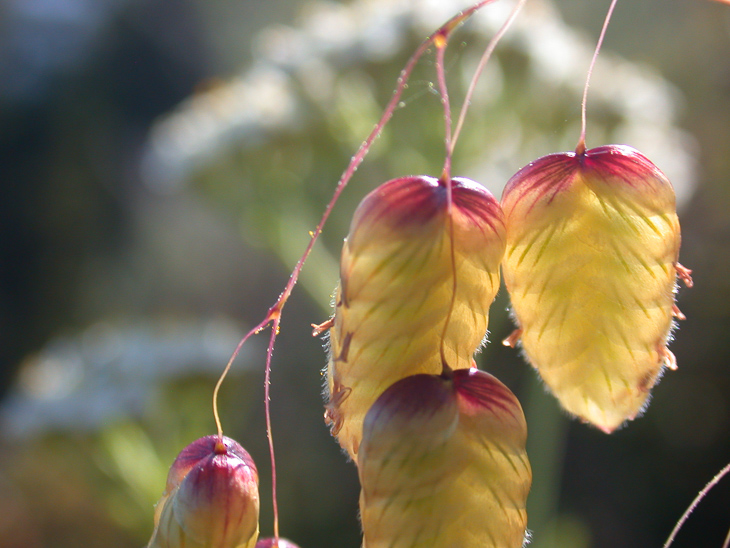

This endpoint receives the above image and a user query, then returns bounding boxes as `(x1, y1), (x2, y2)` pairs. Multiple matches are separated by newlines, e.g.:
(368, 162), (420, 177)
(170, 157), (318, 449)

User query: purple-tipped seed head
(358, 369), (530, 547)
(501, 144), (682, 432)
(147, 435), (260, 548)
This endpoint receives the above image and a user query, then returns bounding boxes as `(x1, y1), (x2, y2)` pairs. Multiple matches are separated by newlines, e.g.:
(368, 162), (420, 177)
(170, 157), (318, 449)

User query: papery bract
(358, 367), (531, 548)
(148, 435), (260, 548)
(501, 144), (685, 432)
(324, 175), (506, 460)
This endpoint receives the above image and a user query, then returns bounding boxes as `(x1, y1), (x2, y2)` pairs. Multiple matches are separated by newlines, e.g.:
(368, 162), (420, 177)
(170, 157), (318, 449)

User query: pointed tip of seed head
(214, 438), (227, 455)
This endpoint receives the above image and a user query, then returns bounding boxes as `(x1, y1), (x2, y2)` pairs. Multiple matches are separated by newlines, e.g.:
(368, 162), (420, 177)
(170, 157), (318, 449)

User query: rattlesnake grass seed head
(501, 144), (688, 433)
(358, 367), (531, 548)
(148, 435), (260, 548)
(325, 174), (506, 460)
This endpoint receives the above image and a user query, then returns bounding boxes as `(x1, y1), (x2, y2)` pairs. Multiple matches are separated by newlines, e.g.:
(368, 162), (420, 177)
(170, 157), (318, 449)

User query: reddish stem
(451, 0), (526, 155)
(433, 1), (525, 374)
(265, 316), (281, 541)
(211, 0), (500, 540)
(576, 0), (619, 155)
(435, 31), (454, 188)
(433, 28), (455, 373)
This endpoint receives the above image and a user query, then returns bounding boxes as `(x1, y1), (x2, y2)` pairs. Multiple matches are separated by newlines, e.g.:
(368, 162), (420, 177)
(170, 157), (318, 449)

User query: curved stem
(451, 0), (527, 156)
(576, 0), (619, 155)
(210, 0), (500, 538)
(265, 316), (281, 541)
(434, 1), (526, 374)
(663, 462), (730, 548)
(212, 316), (271, 438)
(438, 211), (458, 373)
(435, 31), (454, 186)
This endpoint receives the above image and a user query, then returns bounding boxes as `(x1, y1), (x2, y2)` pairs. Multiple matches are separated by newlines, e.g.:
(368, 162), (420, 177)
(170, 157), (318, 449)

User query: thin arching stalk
(663, 462), (730, 548)
(576, 0), (619, 154)
(433, 1), (527, 373)
(434, 29), (456, 368)
(210, 0), (500, 542)
(433, 30), (458, 374)
(212, 317), (269, 439)
(451, 0), (527, 156)
(435, 32), (453, 187)
(264, 316), (281, 540)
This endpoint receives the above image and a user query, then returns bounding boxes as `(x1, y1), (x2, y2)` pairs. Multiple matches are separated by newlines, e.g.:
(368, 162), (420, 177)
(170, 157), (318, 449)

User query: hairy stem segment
(430, 0), (525, 377)
(576, 0), (619, 154)
(434, 32), (453, 187)
(211, 0), (500, 541)
(432, 37), (457, 374)
(663, 462), (730, 548)
(325, 176), (505, 460)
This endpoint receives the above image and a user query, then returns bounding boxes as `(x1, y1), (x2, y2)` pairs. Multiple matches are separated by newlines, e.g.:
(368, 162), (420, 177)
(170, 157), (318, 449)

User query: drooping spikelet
(148, 435), (260, 548)
(358, 367), (531, 548)
(324, 175), (506, 460)
(501, 144), (689, 432)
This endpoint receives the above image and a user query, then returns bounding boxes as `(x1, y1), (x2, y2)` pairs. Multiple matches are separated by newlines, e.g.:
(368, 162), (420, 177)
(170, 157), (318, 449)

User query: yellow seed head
(325, 175), (506, 460)
(358, 368), (531, 548)
(501, 145), (682, 432)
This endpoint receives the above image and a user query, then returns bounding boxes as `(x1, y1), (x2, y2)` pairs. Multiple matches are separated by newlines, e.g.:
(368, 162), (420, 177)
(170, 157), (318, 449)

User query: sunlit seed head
(501, 144), (682, 432)
(358, 369), (531, 548)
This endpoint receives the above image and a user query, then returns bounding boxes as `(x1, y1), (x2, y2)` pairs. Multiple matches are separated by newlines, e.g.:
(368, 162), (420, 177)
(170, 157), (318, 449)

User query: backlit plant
(145, 1), (730, 547)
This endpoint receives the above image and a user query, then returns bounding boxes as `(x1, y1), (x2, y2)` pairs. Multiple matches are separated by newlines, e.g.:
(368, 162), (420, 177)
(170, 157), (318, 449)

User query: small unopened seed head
(148, 435), (260, 548)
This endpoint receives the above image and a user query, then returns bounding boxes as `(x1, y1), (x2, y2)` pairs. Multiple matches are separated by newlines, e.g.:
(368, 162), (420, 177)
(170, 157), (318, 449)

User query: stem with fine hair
(210, 0), (500, 542)
(433, 33), (457, 373)
(663, 462), (730, 548)
(576, 0), (619, 155)
(434, 31), (453, 187)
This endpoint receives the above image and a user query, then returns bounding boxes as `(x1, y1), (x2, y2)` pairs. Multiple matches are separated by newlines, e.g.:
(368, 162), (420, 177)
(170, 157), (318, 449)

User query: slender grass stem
(663, 462), (730, 548)
(433, 27), (457, 373)
(435, 33), (453, 187)
(576, 0), (619, 155)
(451, 0), (526, 156)
(210, 0), (500, 542)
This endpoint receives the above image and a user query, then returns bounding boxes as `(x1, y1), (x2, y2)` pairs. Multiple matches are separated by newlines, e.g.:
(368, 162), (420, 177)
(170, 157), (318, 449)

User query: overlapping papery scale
(501, 144), (683, 432)
(325, 175), (506, 460)
(148, 435), (260, 548)
(358, 367), (531, 548)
